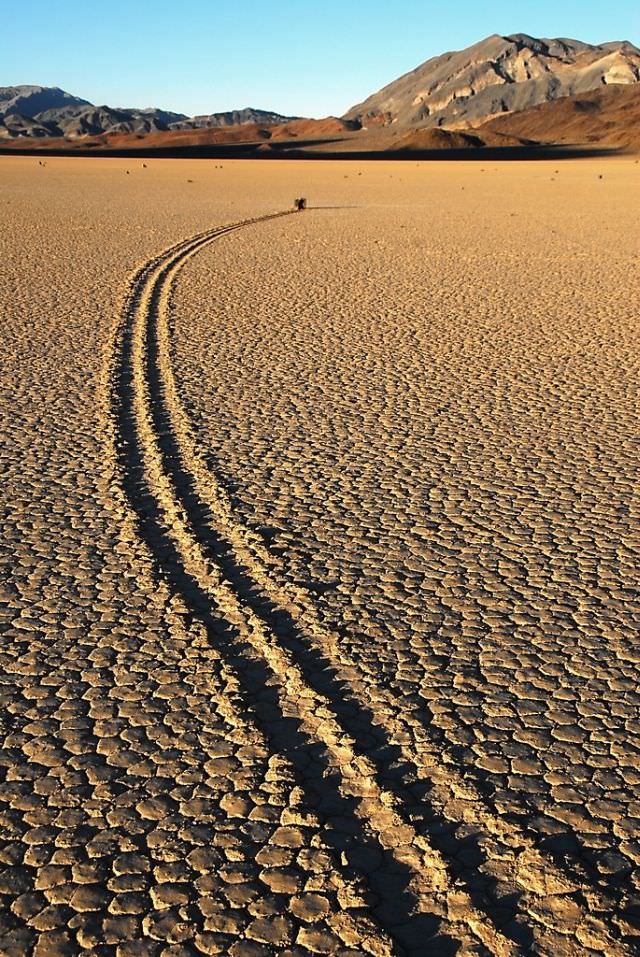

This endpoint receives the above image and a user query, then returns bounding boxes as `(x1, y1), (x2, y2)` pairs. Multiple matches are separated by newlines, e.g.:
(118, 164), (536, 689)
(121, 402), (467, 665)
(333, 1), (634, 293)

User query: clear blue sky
(6, 0), (639, 117)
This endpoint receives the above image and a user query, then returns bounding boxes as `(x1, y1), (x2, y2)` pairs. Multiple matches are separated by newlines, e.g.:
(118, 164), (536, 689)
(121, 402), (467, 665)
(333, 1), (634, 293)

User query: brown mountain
(477, 83), (640, 150)
(344, 34), (640, 130)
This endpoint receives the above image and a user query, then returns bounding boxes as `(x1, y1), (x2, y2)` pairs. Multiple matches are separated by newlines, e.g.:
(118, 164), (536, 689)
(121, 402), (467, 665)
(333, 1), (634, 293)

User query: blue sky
(6, 1), (640, 117)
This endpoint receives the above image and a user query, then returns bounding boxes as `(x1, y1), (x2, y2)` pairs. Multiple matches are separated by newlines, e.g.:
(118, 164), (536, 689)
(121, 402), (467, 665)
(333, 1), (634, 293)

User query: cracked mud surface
(1, 155), (639, 955)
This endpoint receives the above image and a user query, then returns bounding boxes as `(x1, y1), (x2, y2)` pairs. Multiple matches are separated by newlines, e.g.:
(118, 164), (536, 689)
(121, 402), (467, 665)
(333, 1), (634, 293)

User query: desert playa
(1, 154), (639, 955)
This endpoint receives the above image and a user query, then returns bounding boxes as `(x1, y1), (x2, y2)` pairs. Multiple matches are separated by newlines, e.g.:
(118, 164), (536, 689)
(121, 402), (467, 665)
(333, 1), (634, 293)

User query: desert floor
(1, 154), (639, 956)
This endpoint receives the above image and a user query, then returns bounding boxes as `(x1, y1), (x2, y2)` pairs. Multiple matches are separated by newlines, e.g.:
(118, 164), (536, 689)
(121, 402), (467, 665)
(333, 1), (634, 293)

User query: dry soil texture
(1, 155), (639, 957)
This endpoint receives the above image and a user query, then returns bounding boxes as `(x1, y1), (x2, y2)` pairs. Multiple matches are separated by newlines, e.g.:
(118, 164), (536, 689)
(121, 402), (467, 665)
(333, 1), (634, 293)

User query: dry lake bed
(1, 154), (639, 955)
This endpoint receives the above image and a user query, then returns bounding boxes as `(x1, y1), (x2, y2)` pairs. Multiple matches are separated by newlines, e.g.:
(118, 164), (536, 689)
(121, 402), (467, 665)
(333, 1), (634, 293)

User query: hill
(478, 83), (640, 150)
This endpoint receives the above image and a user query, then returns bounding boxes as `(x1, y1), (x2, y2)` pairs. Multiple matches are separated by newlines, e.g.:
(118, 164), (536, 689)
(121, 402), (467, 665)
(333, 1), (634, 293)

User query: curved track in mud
(106, 212), (632, 956)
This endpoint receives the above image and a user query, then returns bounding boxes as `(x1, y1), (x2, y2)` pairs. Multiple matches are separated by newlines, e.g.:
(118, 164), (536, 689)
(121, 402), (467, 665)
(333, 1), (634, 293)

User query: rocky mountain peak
(344, 33), (640, 130)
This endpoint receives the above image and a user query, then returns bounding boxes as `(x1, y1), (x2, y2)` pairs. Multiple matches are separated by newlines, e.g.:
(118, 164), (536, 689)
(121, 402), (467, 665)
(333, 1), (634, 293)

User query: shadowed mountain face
(0, 87), (298, 139)
(344, 34), (640, 129)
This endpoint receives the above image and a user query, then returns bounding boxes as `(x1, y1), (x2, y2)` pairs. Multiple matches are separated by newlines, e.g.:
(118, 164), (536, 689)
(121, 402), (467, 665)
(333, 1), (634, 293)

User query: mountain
(3, 41), (639, 154)
(344, 34), (640, 130)
(0, 85), (91, 118)
(384, 127), (517, 151)
(0, 86), (299, 139)
(477, 83), (640, 150)
(30, 105), (184, 138)
(176, 108), (299, 129)
(134, 108), (189, 127)
(0, 113), (53, 139)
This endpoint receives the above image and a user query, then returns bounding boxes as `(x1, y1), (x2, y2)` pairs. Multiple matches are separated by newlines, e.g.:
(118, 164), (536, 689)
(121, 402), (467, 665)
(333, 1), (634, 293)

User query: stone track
(103, 212), (633, 957)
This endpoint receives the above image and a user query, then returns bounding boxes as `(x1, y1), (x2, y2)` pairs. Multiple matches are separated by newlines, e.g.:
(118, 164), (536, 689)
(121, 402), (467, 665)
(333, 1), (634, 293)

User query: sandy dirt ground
(1, 154), (639, 956)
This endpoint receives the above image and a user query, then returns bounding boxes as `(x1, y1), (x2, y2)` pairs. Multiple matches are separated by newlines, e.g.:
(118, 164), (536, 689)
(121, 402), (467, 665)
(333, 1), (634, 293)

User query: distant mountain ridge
(181, 108), (301, 129)
(0, 86), (298, 139)
(344, 33), (640, 129)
